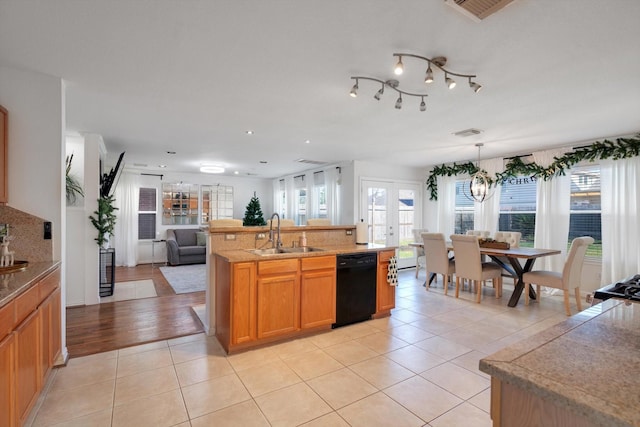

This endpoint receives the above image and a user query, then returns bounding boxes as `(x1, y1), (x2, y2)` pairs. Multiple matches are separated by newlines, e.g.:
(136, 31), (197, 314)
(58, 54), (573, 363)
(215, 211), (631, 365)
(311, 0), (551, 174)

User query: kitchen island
(479, 298), (639, 427)
(211, 244), (396, 354)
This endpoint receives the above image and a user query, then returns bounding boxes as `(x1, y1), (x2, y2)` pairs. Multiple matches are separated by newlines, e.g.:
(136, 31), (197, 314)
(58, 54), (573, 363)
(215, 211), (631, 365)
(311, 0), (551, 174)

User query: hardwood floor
(65, 264), (205, 358)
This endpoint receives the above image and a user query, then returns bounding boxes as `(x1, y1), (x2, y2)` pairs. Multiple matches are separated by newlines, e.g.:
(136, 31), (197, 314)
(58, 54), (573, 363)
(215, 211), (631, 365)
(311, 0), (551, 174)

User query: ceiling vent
(444, 0), (517, 22)
(296, 159), (327, 165)
(453, 128), (483, 137)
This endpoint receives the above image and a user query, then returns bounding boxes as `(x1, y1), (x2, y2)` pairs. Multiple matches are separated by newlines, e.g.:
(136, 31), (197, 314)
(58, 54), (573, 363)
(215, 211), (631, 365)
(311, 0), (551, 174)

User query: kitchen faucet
(268, 213), (282, 249)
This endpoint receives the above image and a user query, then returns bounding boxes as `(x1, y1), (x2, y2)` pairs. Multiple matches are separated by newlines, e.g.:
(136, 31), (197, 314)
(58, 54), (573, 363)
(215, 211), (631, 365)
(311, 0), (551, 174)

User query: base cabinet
(0, 266), (61, 427)
(257, 259), (300, 339)
(300, 256), (336, 329)
(231, 262), (256, 345)
(376, 250), (396, 315)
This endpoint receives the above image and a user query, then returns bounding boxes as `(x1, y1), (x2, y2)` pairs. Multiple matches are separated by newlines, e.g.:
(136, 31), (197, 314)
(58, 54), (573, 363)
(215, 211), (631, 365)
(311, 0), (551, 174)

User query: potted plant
(65, 154), (84, 205)
(88, 194), (117, 248)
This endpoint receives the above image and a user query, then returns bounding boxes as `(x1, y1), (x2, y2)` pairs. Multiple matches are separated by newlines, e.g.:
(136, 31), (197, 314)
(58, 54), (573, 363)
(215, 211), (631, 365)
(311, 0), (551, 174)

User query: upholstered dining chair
(422, 233), (455, 295)
(523, 236), (594, 316)
(450, 234), (503, 303)
(306, 218), (331, 226)
(412, 228), (428, 278)
(267, 218), (296, 228)
(466, 230), (490, 239)
(494, 231), (522, 248)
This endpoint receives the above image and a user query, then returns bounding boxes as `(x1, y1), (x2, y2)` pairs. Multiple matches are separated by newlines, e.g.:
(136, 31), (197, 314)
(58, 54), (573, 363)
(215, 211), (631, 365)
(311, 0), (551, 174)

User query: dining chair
(422, 233), (455, 295)
(523, 236), (594, 316)
(306, 218), (331, 226)
(267, 218), (296, 227)
(494, 231), (522, 248)
(412, 228), (428, 278)
(466, 230), (490, 239)
(450, 234), (503, 303)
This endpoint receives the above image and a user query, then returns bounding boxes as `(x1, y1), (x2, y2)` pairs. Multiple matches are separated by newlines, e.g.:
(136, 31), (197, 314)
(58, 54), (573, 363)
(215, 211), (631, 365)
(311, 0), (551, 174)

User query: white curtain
(474, 157), (503, 235)
(436, 174), (456, 238)
(113, 171), (139, 267)
(284, 176), (295, 220)
(324, 167), (341, 224)
(272, 178), (282, 217)
(533, 148), (570, 272)
(601, 156), (640, 284)
(309, 171), (324, 219)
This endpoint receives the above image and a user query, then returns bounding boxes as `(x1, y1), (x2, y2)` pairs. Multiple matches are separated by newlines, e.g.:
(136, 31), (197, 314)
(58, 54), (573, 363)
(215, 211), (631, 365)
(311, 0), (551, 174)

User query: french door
(360, 179), (422, 269)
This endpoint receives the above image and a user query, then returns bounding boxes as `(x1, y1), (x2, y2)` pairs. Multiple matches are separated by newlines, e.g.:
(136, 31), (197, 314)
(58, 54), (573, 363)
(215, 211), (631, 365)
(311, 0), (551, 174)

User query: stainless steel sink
(247, 247), (324, 256)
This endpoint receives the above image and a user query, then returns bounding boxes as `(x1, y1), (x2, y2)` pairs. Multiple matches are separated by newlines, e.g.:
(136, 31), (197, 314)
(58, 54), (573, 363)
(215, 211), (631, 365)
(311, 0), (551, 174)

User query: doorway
(360, 179), (422, 269)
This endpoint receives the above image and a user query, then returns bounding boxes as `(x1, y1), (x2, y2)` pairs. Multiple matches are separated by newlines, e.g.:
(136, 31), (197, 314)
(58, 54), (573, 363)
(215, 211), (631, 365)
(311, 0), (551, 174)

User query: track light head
(395, 95), (402, 109)
(350, 81), (358, 97)
(445, 75), (456, 89)
(374, 85), (384, 100)
(469, 79), (482, 93)
(394, 56), (404, 75)
(420, 97), (426, 112)
(425, 66), (434, 84)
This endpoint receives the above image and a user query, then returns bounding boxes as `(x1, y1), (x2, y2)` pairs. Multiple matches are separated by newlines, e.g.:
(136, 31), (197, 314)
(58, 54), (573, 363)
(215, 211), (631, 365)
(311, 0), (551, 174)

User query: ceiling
(1, 0), (639, 179)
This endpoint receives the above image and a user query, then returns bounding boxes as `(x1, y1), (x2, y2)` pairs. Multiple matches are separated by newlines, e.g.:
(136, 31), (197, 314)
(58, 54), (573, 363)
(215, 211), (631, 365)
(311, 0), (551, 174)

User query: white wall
(0, 65), (66, 359)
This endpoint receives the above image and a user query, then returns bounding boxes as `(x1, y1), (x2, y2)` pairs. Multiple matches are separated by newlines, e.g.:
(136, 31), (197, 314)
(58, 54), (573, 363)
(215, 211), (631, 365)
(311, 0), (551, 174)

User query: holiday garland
(426, 134), (640, 201)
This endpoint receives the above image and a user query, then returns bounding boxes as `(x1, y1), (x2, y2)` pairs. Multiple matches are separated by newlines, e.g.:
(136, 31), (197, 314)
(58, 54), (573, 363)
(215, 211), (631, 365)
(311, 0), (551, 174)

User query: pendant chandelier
(350, 53), (481, 111)
(465, 143), (493, 203)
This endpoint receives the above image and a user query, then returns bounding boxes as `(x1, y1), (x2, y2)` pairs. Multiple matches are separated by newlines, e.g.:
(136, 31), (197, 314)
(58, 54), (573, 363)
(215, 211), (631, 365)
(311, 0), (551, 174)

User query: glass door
(361, 180), (422, 269)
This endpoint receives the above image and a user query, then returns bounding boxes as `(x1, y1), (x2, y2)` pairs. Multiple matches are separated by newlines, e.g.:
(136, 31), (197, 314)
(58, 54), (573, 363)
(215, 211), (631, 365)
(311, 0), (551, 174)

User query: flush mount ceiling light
(200, 165), (225, 174)
(351, 53), (482, 111)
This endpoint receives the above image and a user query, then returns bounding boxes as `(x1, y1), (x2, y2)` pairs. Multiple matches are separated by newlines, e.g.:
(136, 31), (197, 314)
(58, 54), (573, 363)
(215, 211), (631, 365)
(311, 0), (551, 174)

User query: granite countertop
(479, 299), (640, 427)
(213, 243), (393, 262)
(0, 261), (61, 308)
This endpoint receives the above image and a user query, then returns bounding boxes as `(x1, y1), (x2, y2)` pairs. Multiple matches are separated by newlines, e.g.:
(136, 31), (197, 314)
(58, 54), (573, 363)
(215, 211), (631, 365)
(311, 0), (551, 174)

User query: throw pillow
(196, 232), (206, 246)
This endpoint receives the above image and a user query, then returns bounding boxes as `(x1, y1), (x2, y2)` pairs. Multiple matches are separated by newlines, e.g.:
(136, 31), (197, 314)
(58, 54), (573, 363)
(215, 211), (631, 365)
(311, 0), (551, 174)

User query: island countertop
(0, 261), (61, 308)
(213, 243), (394, 263)
(479, 299), (640, 427)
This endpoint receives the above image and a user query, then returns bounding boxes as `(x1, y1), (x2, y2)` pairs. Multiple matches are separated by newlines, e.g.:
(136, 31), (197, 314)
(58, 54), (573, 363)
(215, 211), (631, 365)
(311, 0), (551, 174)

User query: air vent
(453, 128), (483, 137)
(444, 0), (517, 21)
(296, 159), (327, 165)
(133, 163), (148, 167)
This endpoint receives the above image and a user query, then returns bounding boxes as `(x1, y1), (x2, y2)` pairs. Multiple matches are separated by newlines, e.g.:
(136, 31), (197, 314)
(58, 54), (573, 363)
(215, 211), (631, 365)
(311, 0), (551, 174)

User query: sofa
(166, 228), (207, 266)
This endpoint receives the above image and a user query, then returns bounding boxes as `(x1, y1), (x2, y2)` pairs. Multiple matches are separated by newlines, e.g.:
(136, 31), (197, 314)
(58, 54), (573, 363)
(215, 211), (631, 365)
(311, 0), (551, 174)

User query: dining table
(409, 242), (561, 307)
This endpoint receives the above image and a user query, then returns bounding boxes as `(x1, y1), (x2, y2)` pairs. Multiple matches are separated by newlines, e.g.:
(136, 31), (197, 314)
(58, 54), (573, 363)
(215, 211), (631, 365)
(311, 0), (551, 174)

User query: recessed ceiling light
(234, 171), (239, 175)
(246, 130), (254, 135)
(166, 151), (176, 155)
(159, 164), (167, 168)
(305, 139), (311, 144)
(200, 165), (225, 174)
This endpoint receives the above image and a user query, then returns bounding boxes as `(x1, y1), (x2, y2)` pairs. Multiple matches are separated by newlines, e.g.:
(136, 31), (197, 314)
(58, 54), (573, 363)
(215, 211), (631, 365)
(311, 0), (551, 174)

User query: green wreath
(426, 134), (640, 201)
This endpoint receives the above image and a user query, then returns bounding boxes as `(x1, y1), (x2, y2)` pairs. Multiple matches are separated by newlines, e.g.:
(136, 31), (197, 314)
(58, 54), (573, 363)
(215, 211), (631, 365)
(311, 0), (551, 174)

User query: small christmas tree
(243, 192), (267, 226)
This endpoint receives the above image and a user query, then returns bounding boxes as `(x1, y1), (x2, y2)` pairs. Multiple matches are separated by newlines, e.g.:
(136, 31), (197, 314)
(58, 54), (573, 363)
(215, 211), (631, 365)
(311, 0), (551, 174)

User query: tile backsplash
(0, 205), (53, 262)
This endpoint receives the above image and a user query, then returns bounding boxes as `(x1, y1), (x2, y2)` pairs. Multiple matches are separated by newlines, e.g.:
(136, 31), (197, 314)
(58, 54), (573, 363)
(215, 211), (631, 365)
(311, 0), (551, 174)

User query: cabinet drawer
(0, 300), (15, 341)
(301, 256), (336, 271)
(378, 250), (395, 263)
(258, 258), (298, 275)
(15, 284), (40, 325)
(39, 269), (60, 300)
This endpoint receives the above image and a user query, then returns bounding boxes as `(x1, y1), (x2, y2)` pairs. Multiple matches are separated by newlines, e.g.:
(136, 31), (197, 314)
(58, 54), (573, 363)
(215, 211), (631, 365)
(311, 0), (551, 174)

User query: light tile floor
(28, 270), (575, 427)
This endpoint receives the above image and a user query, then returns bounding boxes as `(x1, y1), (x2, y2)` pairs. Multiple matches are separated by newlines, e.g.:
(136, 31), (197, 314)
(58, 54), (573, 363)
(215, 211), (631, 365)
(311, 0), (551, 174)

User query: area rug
(159, 264), (206, 294)
(100, 279), (157, 303)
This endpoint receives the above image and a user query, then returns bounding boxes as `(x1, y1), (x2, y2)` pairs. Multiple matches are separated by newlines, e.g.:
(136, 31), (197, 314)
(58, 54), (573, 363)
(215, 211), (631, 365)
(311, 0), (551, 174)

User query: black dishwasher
(333, 252), (378, 328)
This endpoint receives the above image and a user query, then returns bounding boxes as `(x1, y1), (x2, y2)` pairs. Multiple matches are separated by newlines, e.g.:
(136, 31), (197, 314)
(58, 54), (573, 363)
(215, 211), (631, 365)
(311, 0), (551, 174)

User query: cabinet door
(300, 268), (336, 329)
(231, 262), (256, 345)
(15, 310), (40, 426)
(0, 333), (15, 427)
(39, 288), (61, 380)
(257, 272), (300, 339)
(377, 250), (396, 313)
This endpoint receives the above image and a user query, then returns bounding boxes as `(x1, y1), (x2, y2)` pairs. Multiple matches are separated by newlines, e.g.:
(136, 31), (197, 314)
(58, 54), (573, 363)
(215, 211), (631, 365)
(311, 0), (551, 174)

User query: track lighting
(425, 66), (434, 84)
(395, 94), (402, 109)
(349, 52), (481, 113)
(374, 84), (384, 100)
(394, 56), (404, 75)
(445, 74), (456, 89)
(350, 80), (359, 97)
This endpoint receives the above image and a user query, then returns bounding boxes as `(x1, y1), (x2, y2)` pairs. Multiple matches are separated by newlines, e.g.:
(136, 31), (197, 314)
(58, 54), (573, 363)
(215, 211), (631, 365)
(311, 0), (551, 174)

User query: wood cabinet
(231, 262), (256, 345)
(0, 333), (15, 427)
(300, 256), (336, 329)
(0, 105), (7, 204)
(257, 259), (300, 339)
(0, 266), (60, 427)
(376, 249), (396, 315)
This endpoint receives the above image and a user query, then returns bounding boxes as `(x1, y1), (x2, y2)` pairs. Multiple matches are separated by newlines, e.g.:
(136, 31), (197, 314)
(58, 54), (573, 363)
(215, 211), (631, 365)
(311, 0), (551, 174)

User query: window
(454, 180), (474, 234)
(570, 165), (601, 257)
(498, 175), (537, 247)
(138, 187), (156, 240)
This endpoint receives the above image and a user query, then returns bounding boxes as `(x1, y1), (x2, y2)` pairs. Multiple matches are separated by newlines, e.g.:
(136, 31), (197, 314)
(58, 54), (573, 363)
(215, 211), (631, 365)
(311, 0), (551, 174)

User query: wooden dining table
(409, 242), (561, 307)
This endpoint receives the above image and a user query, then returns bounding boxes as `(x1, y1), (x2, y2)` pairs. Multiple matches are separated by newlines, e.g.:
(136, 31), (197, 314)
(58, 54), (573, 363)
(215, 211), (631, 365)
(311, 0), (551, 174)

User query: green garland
(427, 134), (640, 201)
